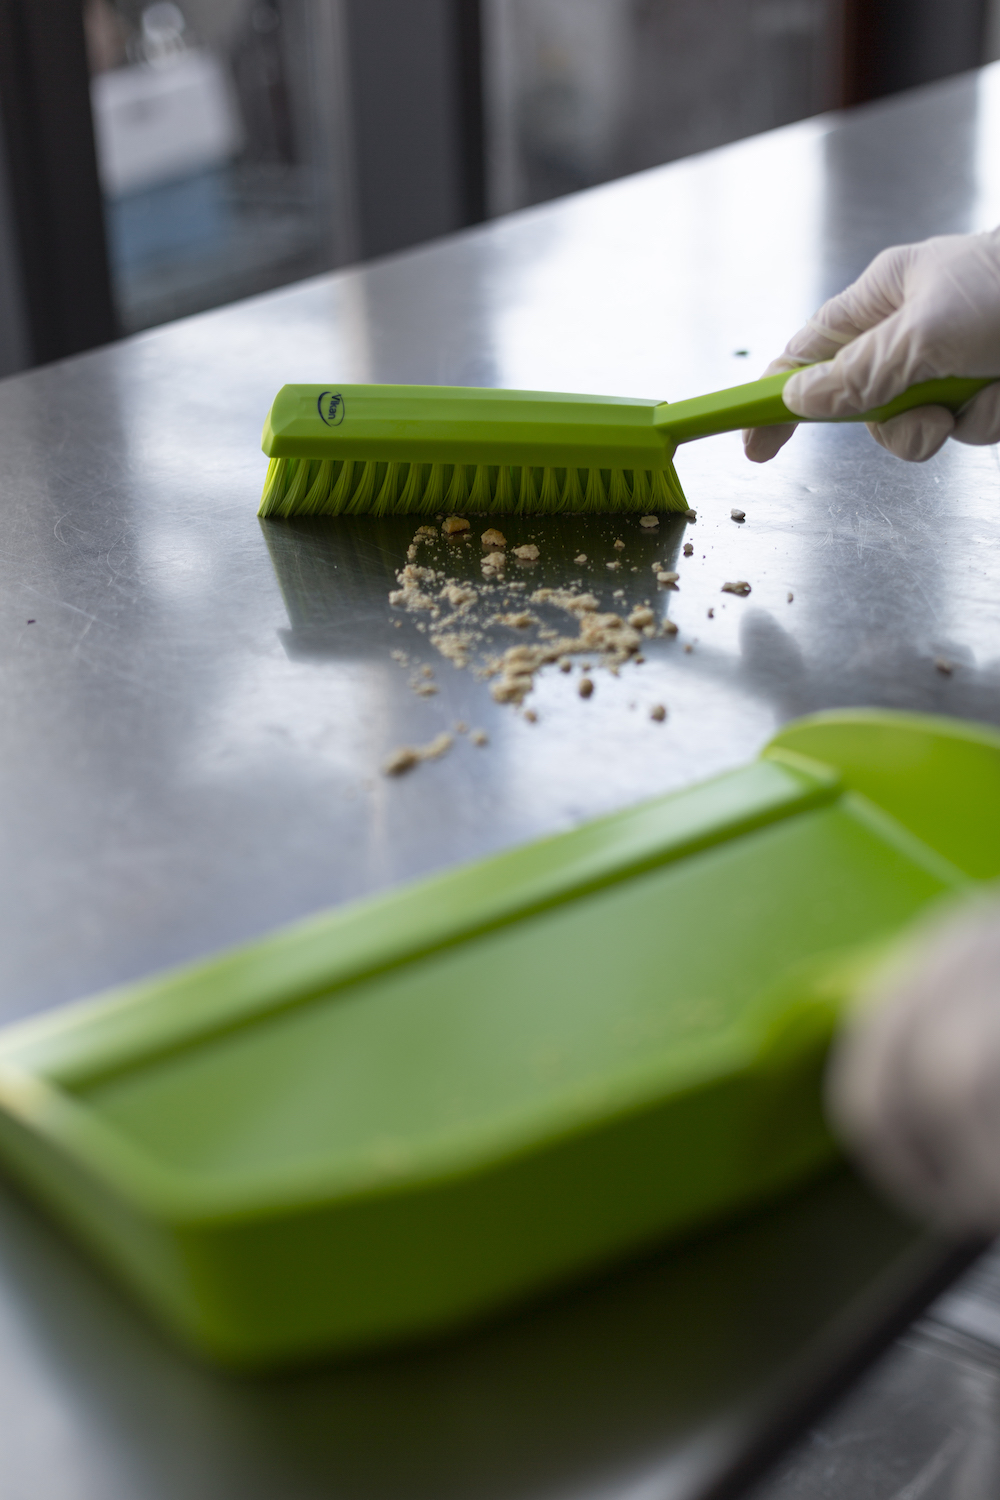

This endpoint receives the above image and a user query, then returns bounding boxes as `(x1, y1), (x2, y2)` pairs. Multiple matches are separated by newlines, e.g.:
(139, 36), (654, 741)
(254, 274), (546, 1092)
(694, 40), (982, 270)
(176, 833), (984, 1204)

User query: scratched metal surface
(0, 66), (998, 1500)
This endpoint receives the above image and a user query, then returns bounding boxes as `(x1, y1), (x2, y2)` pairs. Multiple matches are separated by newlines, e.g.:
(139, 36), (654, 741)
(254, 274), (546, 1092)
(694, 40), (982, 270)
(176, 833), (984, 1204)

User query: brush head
(258, 384), (688, 517)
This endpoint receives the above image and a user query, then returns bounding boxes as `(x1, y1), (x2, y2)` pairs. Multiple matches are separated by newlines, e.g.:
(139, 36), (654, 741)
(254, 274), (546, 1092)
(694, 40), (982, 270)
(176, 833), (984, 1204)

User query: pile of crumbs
(382, 516), (684, 771)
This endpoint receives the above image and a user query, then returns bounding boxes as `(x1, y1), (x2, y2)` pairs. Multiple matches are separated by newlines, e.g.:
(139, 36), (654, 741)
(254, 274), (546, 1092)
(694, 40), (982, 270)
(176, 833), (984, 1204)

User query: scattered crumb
(640, 515), (659, 528)
(455, 721), (468, 733)
(406, 544), (418, 561)
(442, 515), (470, 535)
(663, 619), (679, 636)
(613, 538), (625, 550)
(471, 729), (488, 746)
(707, 607), (714, 619)
(630, 566), (637, 572)
(684, 509), (697, 521)
(731, 508), (746, 522)
(421, 732), (453, 760)
(421, 665), (433, 678)
(683, 542), (694, 556)
(415, 525), (437, 537)
(722, 580), (752, 596)
(787, 591), (794, 603)
(559, 659), (571, 672)
(635, 654), (645, 664)
(574, 553), (587, 564)
(413, 682), (438, 696)
(383, 746), (419, 776)
(684, 642), (693, 653)
(383, 730), (455, 774)
(482, 528), (506, 547)
(513, 543), (540, 561)
(481, 550), (506, 574)
(612, 589), (625, 599)
(495, 610), (535, 629)
(579, 677), (594, 698)
(629, 606), (655, 628)
(650, 704), (667, 722)
(524, 709), (538, 723)
(440, 581), (477, 609)
(390, 649), (409, 663)
(606, 560), (621, 571)
(934, 656), (953, 675)
(655, 570), (679, 587)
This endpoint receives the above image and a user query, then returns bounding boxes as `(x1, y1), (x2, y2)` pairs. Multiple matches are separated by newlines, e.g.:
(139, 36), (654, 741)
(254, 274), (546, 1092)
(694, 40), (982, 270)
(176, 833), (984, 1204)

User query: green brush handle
(653, 368), (997, 443)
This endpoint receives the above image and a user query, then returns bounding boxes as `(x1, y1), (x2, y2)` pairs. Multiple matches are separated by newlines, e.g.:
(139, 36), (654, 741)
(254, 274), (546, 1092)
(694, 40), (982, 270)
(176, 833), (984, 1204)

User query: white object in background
(91, 49), (243, 198)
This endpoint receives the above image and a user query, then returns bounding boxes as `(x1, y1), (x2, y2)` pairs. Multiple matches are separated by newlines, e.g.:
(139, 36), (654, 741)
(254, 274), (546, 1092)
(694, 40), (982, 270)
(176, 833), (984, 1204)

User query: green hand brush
(257, 370), (995, 520)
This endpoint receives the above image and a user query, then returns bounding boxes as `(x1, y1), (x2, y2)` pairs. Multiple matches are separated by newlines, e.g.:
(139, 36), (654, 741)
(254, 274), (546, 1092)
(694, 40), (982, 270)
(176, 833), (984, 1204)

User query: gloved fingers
(866, 405), (955, 462)
(781, 243), (912, 365)
(742, 353), (805, 463)
(743, 422), (797, 463)
(827, 897), (1000, 1231)
(953, 380), (1000, 445)
(782, 307), (921, 418)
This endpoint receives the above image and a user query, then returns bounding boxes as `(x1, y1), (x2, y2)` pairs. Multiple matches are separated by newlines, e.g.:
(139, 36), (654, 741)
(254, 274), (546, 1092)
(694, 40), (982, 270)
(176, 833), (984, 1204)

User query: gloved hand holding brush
(748, 228), (1000, 1233)
(744, 228), (1000, 465)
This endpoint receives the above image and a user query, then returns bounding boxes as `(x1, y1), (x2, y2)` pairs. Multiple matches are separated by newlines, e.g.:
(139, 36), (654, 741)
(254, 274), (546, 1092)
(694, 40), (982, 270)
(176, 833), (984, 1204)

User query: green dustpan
(0, 708), (997, 1369)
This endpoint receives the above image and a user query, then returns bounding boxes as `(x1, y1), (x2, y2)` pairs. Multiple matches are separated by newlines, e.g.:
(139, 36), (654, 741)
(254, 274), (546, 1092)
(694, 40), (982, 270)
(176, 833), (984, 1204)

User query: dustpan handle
(653, 368), (996, 443)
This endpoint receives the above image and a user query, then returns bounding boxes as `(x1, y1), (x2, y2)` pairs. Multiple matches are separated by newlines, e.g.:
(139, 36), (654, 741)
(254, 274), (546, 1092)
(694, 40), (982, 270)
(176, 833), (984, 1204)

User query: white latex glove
(827, 896), (1000, 1232)
(744, 229), (1000, 465)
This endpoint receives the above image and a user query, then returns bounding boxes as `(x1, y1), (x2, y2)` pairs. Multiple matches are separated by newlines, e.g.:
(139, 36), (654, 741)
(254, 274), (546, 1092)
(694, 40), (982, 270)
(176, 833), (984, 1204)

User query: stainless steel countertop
(0, 65), (998, 1500)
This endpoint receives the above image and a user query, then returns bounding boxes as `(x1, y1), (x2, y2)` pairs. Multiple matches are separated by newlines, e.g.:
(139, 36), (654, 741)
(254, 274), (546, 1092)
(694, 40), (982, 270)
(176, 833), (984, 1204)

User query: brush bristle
(258, 458), (688, 518)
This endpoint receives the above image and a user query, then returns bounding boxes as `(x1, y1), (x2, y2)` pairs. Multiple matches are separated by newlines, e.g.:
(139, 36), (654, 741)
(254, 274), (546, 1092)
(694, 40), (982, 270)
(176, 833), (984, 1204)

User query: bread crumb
(574, 553), (587, 564)
(683, 542), (694, 556)
(471, 729), (488, 746)
(934, 656), (953, 675)
(455, 721), (468, 733)
(634, 654), (645, 664)
(420, 665), (433, 678)
(612, 589), (625, 598)
(731, 508), (745, 522)
(683, 509), (696, 521)
(406, 544), (418, 560)
(606, 560), (621, 571)
(629, 606), (655, 628)
(382, 731), (452, 774)
(442, 515), (470, 535)
(683, 642), (693, 653)
(655, 570), (679, 587)
(481, 550), (505, 573)
(663, 619), (679, 636)
(707, 607), (714, 619)
(613, 538), (625, 550)
(414, 682), (438, 696)
(639, 515), (659, 528)
(481, 528), (506, 547)
(559, 659), (572, 672)
(421, 732), (453, 760)
(495, 610), (535, 629)
(578, 677), (594, 698)
(524, 709), (538, 723)
(650, 704), (667, 722)
(383, 746), (419, 776)
(787, 591), (794, 603)
(722, 580), (751, 596)
(513, 543), (540, 561)
(415, 525), (437, 537)
(440, 581), (477, 608)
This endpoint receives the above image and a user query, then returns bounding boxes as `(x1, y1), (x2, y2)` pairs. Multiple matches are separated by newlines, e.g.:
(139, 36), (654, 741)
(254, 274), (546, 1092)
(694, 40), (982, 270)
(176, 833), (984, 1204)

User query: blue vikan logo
(317, 391), (346, 426)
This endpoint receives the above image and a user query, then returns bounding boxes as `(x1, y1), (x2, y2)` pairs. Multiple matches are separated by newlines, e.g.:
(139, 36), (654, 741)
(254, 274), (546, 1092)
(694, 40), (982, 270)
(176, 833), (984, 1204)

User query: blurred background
(0, 0), (995, 375)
